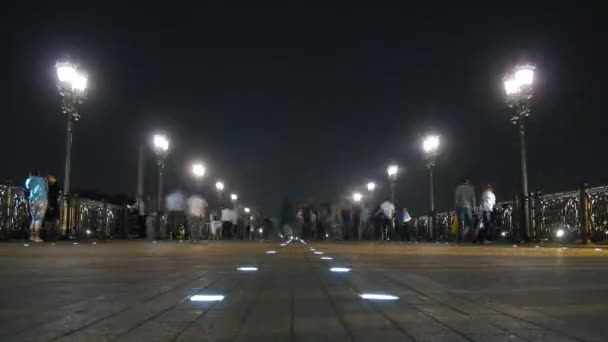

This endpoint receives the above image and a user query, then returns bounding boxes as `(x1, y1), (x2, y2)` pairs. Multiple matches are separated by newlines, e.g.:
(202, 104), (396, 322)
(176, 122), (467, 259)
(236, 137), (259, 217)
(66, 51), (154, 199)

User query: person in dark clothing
(44, 173), (61, 241)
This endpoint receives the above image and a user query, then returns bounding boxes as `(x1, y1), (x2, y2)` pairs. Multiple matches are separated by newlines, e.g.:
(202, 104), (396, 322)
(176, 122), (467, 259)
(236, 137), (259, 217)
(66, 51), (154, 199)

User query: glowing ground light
(330, 267), (351, 273)
(555, 229), (565, 238)
(266, 251), (277, 254)
(314, 251), (324, 255)
(73, 242), (79, 245)
(359, 293), (399, 300)
(321, 256), (333, 260)
(595, 248), (604, 252)
(310, 248), (316, 251)
(280, 243), (286, 247)
(23, 244), (29, 247)
(190, 295), (225, 302)
(237, 267), (258, 271)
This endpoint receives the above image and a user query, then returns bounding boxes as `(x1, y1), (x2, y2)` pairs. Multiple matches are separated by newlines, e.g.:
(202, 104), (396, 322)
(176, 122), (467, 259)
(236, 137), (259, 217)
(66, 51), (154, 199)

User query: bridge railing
(413, 185), (608, 243)
(0, 184), (132, 240)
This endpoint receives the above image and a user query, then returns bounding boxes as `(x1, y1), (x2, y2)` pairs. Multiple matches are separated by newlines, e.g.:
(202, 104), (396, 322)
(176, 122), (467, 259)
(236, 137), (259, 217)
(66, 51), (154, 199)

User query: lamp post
(191, 162), (206, 180)
(366, 182), (376, 193)
(422, 134), (440, 239)
(387, 164), (399, 204)
(504, 64), (536, 241)
(152, 134), (170, 215)
(55, 60), (87, 195)
(352, 192), (363, 203)
(230, 193), (238, 212)
(215, 181), (225, 204)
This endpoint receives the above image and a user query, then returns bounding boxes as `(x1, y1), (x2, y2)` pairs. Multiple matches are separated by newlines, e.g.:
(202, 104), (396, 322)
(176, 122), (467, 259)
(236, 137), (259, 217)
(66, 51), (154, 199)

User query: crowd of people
(288, 179), (498, 243)
(139, 188), (271, 242)
(288, 199), (413, 241)
(455, 179), (497, 243)
(20, 171), (497, 244)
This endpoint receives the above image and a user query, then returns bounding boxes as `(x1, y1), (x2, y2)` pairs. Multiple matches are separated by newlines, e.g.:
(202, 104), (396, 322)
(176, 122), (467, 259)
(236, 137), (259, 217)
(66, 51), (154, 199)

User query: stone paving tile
(2, 241), (608, 341)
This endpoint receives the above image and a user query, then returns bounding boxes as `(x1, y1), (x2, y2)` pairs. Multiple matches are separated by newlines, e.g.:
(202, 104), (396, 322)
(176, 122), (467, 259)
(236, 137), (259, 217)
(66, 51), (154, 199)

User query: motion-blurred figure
(455, 179), (476, 242)
(25, 171), (48, 242)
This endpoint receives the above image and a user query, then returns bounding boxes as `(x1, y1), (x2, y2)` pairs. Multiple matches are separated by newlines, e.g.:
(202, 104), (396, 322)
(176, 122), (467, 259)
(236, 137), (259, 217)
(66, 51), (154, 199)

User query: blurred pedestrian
(455, 179), (476, 242)
(186, 193), (207, 242)
(44, 172), (61, 241)
(400, 208), (412, 241)
(220, 206), (237, 239)
(25, 171), (48, 242)
(479, 184), (496, 242)
(376, 198), (395, 240)
(165, 188), (186, 240)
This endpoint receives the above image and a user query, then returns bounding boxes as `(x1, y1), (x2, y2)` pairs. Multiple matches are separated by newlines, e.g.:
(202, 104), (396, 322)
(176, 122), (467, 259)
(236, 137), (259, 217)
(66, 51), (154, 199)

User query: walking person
(44, 173), (61, 241)
(376, 198), (395, 240)
(220, 206), (236, 239)
(165, 188), (186, 240)
(25, 171), (48, 243)
(455, 179), (476, 242)
(186, 193), (207, 242)
(401, 208), (412, 241)
(480, 184), (497, 242)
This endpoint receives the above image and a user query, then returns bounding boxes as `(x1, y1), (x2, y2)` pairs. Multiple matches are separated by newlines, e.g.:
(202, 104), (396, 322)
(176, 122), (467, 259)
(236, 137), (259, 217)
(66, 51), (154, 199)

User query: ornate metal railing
(0, 184), (131, 240)
(413, 185), (608, 243)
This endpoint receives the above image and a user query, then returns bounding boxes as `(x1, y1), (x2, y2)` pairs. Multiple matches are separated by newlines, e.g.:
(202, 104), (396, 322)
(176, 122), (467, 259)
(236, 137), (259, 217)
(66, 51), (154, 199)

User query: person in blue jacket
(25, 170), (48, 242)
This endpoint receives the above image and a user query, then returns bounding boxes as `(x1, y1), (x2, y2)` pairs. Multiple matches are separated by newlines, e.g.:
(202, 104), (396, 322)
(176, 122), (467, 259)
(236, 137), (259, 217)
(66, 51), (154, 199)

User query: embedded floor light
(190, 295), (225, 302)
(266, 250), (276, 254)
(314, 251), (324, 255)
(359, 293), (399, 300)
(237, 267), (258, 271)
(321, 256), (333, 260)
(330, 267), (351, 273)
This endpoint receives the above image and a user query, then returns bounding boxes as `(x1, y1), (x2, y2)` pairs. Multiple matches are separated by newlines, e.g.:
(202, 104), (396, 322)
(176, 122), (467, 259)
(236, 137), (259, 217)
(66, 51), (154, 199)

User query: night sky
(3, 5), (607, 217)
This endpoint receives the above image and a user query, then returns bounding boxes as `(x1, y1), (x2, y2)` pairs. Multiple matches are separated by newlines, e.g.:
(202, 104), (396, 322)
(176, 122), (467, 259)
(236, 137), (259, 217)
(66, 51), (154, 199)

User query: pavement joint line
(47, 271), (211, 341)
(376, 269), (586, 342)
(355, 268), (475, 341)
(230, 264), (274, 342)
(303, 245), (355, 342)
(169, 275), (245, 342)
(317, 247), (474, 341)
(173, 250), (271, 342)
(313, 256), (418, 341)
(112, 274), (227, 340)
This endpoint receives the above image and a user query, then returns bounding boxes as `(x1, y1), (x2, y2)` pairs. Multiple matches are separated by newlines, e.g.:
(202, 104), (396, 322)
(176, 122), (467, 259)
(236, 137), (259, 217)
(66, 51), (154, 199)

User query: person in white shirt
(221, 206), (237, 239)
(376, 199), (395, 240)
(479, 184), (497, 241)
(186, 194), (207, 242)
(165, 189), (186, 240)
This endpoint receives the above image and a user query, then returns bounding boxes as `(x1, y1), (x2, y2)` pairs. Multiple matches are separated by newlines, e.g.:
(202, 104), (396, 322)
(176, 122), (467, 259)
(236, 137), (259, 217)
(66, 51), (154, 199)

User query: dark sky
(3, 5), (607, 216)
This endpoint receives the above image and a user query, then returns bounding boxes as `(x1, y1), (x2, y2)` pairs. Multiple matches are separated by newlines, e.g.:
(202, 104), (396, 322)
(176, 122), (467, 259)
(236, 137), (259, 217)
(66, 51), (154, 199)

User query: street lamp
(191, 162), (206, 179)
(422, 134), (440, 239)
(152, 134), (170, 215)
(55, 59), (88, 195)
(366, 182), (376, 192)
(244, 207), (251, 214)
(215, 181), (225, 203)
(352, 192), (363, 202)
(231, 193), (238, 202)
(387, 164), (399, 203)
(504, 63), (536, 241)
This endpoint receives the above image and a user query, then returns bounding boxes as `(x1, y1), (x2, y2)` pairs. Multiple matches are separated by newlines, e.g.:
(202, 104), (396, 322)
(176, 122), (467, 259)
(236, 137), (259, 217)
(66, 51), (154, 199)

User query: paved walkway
(0, 241), (607, 341)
